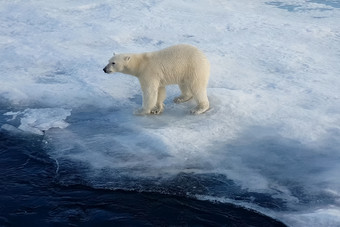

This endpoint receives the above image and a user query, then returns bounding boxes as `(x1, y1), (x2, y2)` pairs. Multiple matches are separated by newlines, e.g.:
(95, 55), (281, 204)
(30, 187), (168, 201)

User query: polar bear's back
(147, 44), (210, 85)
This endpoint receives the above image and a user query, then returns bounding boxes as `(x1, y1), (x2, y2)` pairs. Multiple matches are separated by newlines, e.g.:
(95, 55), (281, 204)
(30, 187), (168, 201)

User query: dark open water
(0, 117), (286, 227)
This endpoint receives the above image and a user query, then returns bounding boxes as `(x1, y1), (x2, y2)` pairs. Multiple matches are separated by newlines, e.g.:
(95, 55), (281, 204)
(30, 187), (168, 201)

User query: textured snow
(1, 0), (340, 226)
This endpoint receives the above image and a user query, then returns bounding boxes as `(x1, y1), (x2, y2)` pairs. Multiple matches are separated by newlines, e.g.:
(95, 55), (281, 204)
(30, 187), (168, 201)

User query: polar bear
(103, 44), (210, 115)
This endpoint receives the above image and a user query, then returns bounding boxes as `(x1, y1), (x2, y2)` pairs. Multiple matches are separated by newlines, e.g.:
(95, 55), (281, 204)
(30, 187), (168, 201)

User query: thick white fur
(103, 44), (210, 115)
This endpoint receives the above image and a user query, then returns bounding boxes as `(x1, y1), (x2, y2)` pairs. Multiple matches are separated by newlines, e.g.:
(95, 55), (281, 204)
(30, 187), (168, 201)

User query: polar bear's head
(103, 54), (131, 74)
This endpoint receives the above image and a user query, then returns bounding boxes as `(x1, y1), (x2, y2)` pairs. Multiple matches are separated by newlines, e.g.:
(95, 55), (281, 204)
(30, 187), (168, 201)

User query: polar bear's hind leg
(173, 84), (193, 103)
(191, 88), (209, 115)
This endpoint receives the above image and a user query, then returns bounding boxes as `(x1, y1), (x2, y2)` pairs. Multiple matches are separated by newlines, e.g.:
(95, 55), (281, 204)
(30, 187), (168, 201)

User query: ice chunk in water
(4, 108), (71, 135)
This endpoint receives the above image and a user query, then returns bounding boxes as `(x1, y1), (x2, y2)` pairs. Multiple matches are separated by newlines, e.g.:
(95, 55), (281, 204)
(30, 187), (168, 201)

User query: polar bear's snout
(103, 61), (117, 74)
(103, 64), (112, 73)
(103, 64), (113, 74)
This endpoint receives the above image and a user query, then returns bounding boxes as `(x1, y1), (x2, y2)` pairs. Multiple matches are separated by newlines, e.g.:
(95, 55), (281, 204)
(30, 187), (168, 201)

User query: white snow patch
(281, 207), (340, 227)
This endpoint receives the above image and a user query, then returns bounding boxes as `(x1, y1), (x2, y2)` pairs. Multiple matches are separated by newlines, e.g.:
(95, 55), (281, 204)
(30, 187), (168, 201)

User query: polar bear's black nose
(103, 67), (107, 73)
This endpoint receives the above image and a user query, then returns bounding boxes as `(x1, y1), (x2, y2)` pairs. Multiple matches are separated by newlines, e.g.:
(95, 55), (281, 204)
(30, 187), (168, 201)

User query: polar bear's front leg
(151, 87), (166, 115)
(135, 84), (158, 115)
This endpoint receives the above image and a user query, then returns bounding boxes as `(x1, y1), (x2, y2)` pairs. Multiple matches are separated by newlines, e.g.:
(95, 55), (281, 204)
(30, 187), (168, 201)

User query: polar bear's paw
(173, 95), (192, 104)
(150, 104), (164, 115)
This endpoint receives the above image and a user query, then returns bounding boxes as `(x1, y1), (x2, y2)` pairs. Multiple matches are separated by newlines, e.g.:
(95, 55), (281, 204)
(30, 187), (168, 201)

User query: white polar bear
(103, 44), (210, 115)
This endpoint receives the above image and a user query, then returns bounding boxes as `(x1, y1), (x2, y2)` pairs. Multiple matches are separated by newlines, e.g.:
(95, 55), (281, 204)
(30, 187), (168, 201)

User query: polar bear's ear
(113, 52), (116, 56)
(124, 56), (131, 62)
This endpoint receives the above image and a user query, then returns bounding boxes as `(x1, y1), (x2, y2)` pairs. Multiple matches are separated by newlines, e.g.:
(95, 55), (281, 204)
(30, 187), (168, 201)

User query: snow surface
(1, 0), (340, 226)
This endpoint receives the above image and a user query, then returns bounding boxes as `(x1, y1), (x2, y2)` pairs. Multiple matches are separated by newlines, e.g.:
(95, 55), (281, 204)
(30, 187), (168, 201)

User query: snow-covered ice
(1, 0), (340, 226)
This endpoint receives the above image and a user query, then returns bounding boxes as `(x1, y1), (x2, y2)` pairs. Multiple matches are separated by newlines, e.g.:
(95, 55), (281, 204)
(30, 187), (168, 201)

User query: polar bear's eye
(111, 62), (115, 65)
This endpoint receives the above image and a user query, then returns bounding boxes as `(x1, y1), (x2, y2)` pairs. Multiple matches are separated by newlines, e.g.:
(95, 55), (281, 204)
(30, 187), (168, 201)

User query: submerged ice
(1, 0), (340, 226)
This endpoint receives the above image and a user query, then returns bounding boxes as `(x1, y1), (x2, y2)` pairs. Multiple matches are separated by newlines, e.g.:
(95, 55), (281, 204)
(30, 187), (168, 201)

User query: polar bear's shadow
(128, 93), (199, 121)
(127, 89), (218, 127)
